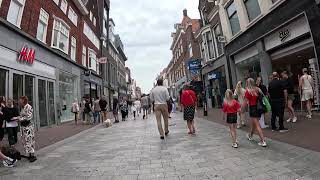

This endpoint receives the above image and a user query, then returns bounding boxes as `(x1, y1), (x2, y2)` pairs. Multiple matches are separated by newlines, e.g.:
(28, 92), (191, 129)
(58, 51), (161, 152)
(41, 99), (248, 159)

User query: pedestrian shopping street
(1, 112), (320, 180)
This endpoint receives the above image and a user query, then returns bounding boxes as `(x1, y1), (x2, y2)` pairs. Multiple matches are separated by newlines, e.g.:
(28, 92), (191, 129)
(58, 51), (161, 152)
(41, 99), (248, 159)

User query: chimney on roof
(183, 9), (188, 17)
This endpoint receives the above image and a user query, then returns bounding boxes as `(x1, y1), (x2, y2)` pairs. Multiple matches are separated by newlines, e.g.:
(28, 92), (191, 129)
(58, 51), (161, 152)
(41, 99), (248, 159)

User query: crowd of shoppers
(220, 67), (315, 148)
(0, 96), (37, 168)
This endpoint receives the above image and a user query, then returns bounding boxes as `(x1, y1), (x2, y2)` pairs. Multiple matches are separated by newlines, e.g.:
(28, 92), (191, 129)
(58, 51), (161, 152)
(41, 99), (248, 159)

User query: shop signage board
(208, 71), (222, 80)
(188, 59), (201, 70)
(279, 29), (290, 42)
(188, 59), (201, 80)
(264, 16), (309, 51)
(97, 57), (108, 64)
(18, 46), (35, 64)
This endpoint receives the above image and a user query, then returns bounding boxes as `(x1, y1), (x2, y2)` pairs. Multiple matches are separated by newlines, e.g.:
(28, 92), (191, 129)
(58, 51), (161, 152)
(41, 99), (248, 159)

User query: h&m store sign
(18, 45), (35, 64)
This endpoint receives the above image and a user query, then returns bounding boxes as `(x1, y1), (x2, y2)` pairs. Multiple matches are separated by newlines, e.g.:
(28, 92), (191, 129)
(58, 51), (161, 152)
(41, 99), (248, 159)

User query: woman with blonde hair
(244, 78), (267, 147)
(234, 81), (246, 128)
(222, 89), (241, 148)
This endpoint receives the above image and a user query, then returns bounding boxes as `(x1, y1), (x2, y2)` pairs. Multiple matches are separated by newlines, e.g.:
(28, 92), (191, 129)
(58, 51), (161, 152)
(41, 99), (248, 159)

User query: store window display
(59, 72), (78, 122)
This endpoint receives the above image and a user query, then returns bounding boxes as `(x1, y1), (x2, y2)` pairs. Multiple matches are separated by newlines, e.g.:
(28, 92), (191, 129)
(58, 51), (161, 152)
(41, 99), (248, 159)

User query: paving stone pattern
(0, 113), (320, 180)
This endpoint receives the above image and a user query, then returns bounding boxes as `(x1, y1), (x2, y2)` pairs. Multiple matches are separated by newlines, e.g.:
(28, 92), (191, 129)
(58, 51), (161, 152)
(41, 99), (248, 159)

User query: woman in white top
(234, 81), (246, 128)
(71, 98), (80, 125)
(19, 96), (37, 162)
(132, 99), (141, 120)
(299, 68), (314, 119)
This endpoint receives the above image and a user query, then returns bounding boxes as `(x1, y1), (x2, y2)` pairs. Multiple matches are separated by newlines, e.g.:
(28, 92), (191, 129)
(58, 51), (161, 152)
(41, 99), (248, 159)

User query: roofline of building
(72, 0), (89, 15)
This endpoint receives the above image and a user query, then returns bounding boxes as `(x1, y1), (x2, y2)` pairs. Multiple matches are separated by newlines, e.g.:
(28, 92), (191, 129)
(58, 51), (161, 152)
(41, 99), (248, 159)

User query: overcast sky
(110, 0), (200, 93)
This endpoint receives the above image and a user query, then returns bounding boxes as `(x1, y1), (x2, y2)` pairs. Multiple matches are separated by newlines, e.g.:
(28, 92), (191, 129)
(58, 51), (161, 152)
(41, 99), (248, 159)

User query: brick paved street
(1, 112), (320, 180)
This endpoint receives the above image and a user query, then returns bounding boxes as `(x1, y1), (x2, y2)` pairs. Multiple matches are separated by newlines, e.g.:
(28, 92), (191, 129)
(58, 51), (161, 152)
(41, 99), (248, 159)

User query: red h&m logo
(18, 46), (35, 64)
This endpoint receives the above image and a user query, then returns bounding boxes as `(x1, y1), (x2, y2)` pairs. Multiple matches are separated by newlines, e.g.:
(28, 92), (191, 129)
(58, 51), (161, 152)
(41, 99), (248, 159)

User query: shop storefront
(265, 15), (320, 109)
(206, 66), (227, 108)
(0, 22), (83, 127)
(230, 15), (320, 109)
(202, 55), (229, 109)
(81, 73), (102, 100)
(58, 71), (80, 123)
(0, 45), (56, 129)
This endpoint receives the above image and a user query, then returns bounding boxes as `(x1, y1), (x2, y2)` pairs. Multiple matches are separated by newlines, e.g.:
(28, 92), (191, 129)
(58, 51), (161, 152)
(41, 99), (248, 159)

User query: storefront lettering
(279, 29), (290, 42)
(18, 46), (35, 64)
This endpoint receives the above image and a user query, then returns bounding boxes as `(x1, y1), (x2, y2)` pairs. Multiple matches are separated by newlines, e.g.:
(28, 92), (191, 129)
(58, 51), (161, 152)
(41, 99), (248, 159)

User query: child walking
(222, 89), (241, 148)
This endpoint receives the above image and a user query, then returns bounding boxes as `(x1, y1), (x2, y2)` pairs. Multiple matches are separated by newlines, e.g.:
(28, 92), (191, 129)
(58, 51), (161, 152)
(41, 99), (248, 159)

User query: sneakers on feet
(246, 134), (253, 141)
(306, 114), (312, 119)
(287, 118), (292, 122)
(292, 117), (297, 123)
(279, 128), (289, 133)
(3, 159), (17, 168)
(272, 128), (279, 132)
(236, 124), (241, 129)
(258, 141), (267, 147)
(160, 136), (164, 140)
(232, 143), (238, 148)
(241, 122), (246, 126)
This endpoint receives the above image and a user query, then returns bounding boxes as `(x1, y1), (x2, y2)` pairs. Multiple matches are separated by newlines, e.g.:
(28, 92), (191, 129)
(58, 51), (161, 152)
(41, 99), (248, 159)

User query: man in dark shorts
(268, 72), (288, 132)
(99, 96), (108, 123)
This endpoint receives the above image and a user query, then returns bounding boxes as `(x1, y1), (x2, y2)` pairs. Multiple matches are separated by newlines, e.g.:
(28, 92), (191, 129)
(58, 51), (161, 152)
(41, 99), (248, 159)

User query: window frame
(60, 0), (68, 14)
(243, 0), (262, 22)
(188, 43), (193, 57)
(70, 36), (76, 61)
(7, 0), (26, 28)
(88, 48), (98, 73)
(68, 7), (78, 26)
(51, 17), (70, 54)
(36, 8), (49, 43)
(82, 46), (87, 67)
(53, 0), (59, 5)
(226, 1), (241, 35)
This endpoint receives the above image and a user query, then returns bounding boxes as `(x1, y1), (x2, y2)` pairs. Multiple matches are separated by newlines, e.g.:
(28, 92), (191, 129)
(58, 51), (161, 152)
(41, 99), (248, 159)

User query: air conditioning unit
(217, 36), (227, 43)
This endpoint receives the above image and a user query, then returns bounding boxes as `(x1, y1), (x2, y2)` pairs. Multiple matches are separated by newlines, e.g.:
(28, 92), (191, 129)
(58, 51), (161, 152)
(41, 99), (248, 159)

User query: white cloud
(111, 0), (200, 93)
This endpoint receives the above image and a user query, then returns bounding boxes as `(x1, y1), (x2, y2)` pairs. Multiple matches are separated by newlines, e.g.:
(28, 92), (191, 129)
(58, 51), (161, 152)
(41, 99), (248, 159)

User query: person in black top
(268, 72), (288, 132)
(112, 96), (119, 123)
(2, 99), (20, 147)
(84, 98), (92, 125)
(282, 71), (297, 123)
(256, 77), (269, 129)
(99, 96), (108, 122)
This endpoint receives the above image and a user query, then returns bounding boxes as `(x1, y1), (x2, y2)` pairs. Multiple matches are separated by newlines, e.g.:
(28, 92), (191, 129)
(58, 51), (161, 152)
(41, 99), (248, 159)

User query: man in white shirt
(150, 79), (170, 139)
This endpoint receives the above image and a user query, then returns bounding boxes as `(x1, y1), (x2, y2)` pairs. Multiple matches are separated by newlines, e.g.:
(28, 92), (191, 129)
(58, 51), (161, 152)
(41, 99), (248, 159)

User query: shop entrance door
(12, 73), (23, 106)
(0, 68), (8, 98)
(38, 79), (48, 127)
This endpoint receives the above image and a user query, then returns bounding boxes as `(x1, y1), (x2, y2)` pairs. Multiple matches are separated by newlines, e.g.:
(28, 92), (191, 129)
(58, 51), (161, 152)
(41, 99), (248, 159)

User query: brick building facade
(0, 0), (109, 127)
(166, 9), (200, 98)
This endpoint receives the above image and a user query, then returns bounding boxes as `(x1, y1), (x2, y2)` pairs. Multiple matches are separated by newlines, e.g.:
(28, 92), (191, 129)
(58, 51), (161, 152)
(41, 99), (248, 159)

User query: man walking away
(299, 68), (314, 119)
(150, 79), (170, 140)
(141, 95), (149, 119)
(113, 96), (119, 123)
(93, 97), (101, 124)
(282, 71), (297, 123)
(268, 72), (288, 133)
(99, 96), (108, 123)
